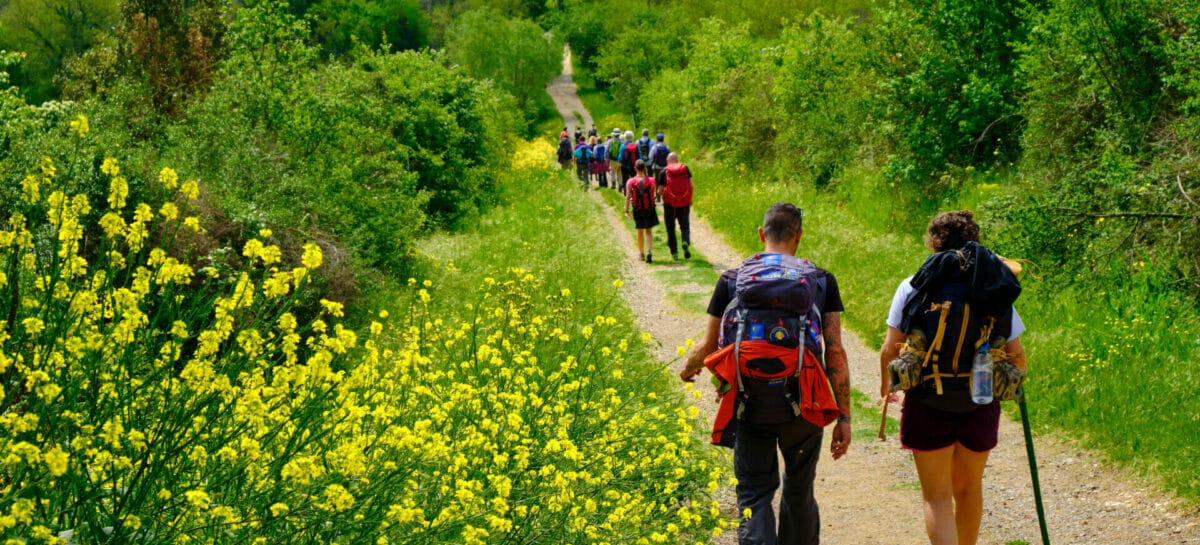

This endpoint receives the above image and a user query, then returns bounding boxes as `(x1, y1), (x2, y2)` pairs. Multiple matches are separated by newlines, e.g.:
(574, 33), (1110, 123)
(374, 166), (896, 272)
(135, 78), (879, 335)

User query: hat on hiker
(656, 133), (664, 141)
(612, 128), (621, 135)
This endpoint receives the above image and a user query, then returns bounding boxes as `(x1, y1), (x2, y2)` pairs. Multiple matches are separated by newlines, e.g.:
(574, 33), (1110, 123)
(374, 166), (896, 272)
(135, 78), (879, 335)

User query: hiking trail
(546, 46), (1200, 545)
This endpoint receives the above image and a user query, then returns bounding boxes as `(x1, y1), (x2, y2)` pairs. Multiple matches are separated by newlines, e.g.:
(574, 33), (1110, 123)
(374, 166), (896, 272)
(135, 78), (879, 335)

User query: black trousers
(663, 204), (691, 256)
(734, 419), (823, 545)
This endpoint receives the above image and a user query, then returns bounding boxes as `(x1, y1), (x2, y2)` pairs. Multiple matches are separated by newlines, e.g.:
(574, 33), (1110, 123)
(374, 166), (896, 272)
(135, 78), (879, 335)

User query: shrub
(0, 138), (731, 542)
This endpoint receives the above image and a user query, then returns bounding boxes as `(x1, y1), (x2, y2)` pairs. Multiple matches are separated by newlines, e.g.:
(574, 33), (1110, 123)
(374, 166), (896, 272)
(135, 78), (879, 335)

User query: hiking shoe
(683, 243), (691, 259)
(646, 253), (653, 263)
(639, 253), (645, 262)
(672, 252), (679, 260)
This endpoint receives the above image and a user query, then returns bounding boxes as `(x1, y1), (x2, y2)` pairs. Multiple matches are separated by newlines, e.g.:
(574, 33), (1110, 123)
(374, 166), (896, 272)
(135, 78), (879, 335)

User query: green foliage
(869, 0), (1033, 186)
(585, 5), (689, 122)
(773, 15), (879, 186)
(307, 0), (430, 55)
(1011, 0), (1200, 293)
(0, 0), (119, 103)
(168, 4), (511, 277)
(445, 8), (562, 129)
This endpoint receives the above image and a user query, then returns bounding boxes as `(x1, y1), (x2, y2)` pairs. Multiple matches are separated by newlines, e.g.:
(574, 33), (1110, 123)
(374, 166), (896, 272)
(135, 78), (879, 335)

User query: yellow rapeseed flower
(70, 114), (89, 138)
(158, 167), (179, 189)
(100, 157), (119, 176)
(180, 179), (200, 200)
(302, 243), (323, 269)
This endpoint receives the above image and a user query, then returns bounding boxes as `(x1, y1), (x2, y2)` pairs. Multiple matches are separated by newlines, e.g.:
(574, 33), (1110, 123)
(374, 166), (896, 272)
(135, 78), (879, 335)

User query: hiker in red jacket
(661, 153), (693, 260)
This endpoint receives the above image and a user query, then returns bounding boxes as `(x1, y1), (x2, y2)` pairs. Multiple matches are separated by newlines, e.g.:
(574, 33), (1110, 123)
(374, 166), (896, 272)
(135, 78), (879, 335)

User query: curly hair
(925, 210), (980, 252)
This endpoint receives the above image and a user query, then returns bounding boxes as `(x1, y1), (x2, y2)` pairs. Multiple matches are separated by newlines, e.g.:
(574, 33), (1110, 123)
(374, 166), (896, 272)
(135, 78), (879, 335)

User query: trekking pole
(1018, 389), (1051, 545)
(878, 393), (890, 441)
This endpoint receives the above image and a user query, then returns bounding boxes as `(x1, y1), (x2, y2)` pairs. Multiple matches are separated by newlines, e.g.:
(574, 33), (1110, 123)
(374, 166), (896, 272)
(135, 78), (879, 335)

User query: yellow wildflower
(302, 243), (323, 269)
(158, 167), (178, 189)
(70, 114), (89, 138)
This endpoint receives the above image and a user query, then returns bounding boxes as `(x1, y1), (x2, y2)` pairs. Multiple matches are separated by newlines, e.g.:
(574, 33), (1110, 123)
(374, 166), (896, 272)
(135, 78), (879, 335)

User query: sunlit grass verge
(692, 163), (1200, 506)
(372, 138), (736, 542)
(0, 133), (732, 542)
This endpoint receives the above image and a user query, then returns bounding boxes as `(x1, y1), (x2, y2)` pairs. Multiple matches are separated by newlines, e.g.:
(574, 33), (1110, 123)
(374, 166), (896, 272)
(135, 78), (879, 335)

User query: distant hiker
(574, 126), (583, 142)
(588, 124), (598, 138)
(556, 135), (573, 170)
(606, 129), (622, 190)
(878, 210), (1027, 545)
(637, 129), (654, 165)
(680, 202), (852, 545)
(624, 160), (658, 262)
(591, 135), (610, 188)
(560, 126), (569, 140)
(573, 135), (592, 189)
(618, 130), (638, 195)
(661, 153), (692, 260)
(650, 133), (670, 183)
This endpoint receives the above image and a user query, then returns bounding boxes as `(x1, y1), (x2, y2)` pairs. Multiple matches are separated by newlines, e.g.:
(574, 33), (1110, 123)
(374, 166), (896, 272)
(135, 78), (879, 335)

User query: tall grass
(692, 163), (1200, 505)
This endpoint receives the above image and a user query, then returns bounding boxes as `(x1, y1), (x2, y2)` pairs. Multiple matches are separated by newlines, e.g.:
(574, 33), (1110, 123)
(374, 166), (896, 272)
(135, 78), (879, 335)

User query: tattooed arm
(823, 311), (852, 459)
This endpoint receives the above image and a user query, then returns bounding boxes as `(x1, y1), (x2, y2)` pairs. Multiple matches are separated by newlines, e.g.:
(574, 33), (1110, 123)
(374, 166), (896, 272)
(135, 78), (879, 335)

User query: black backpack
(899, 242), (1020, 412)
(638, 137), (652, 161)
(557, 137), (572, 162)
(651, 143), (669, 168)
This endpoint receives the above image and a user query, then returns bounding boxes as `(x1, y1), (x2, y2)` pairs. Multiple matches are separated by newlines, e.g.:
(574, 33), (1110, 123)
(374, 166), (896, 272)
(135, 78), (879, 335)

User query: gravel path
(548, 46), (1200, 545)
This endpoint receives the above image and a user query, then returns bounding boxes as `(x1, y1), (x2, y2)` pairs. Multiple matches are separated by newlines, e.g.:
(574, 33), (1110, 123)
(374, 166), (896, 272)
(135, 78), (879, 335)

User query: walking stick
(1018, 390), (1051, 545)
(878, 393), (890, 441)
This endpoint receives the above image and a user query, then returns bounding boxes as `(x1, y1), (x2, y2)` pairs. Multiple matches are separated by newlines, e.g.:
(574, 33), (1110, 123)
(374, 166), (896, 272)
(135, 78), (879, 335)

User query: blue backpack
(574, 145), (591, 164)
(593, 143), (608, 162)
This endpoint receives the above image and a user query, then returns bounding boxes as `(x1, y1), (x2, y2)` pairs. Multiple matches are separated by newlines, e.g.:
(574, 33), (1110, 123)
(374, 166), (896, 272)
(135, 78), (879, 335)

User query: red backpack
(630, 176), (655, 211)
(622, 142), (638, 167)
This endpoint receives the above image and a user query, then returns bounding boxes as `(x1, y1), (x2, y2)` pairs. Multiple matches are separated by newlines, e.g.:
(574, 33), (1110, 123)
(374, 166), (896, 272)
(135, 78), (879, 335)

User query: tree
(445, 8), (561, 125)
(121, 0), (227, 116)
(309, 0), (430, 55)
(0, 0), (119, 103)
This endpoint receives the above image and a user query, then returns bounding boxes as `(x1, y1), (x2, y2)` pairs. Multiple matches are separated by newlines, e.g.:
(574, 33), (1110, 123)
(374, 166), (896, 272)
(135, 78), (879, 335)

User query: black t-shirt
(706, 264), (844, 318)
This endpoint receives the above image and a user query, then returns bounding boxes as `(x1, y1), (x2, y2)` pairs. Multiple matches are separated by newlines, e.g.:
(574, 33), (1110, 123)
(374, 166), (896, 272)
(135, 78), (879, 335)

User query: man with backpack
(650, 133), (670, 183)
(679, 202), (852, 545)
(606, 129), (622, 190)
(636, 129), (654, 165)
(623, 160), (659, 262)
(556, 134), (573, 170)
(573, 135), (592, 189)
(661, 153), (692, 260)
(618, 130), (638, 195)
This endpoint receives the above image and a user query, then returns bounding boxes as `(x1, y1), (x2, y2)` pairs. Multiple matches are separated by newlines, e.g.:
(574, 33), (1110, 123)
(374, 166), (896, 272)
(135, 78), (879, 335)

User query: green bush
(162, 3), (513, 279)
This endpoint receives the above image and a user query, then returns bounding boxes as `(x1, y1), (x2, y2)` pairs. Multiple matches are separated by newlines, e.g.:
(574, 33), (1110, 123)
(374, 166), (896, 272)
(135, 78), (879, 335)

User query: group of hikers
(557, 124), (693, 263)
(553, 119), (1028, 545)
(674, 204), (1026, 545)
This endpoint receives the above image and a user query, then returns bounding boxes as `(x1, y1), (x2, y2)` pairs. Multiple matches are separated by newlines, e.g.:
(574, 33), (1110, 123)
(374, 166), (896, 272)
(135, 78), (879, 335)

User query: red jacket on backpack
(663, 163), (693, 207)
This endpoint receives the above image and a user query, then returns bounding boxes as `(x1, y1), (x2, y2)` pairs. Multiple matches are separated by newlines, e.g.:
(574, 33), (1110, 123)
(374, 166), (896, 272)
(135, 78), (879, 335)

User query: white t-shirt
(886, 276), (1025, 340)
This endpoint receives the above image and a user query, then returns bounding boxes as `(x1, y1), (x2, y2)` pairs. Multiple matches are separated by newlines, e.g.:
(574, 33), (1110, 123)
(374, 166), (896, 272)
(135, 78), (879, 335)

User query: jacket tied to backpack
(703, 253), (840, 447)
(888, 241), (1026, 410)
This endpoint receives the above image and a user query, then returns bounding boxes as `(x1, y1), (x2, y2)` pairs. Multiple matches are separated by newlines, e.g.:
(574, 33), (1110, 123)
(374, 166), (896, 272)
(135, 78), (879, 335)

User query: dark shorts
(899, 394), (1000, 452)
(632, 208), (659, 229)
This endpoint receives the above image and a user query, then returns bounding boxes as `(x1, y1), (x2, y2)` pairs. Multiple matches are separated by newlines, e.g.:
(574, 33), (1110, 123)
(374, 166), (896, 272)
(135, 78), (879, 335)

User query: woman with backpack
(878, 210), (1027, 545)
(624, 160), (659, 263)
(590, 135), (609, 189)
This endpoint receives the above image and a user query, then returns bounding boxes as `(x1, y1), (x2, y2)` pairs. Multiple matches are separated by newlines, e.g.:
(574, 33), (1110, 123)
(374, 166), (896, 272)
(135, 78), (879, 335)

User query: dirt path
(547, 47), (1200, 545)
